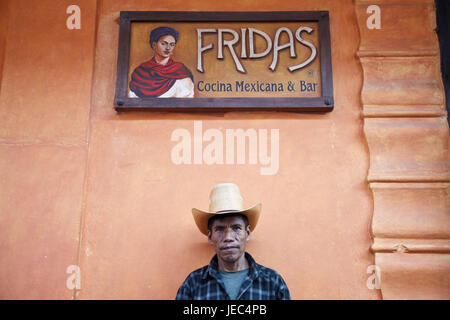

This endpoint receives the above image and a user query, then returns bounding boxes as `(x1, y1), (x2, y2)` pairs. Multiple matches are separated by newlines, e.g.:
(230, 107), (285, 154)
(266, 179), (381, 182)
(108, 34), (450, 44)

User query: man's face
(208, 215), (251, 264)
(152, 34), (176, 59)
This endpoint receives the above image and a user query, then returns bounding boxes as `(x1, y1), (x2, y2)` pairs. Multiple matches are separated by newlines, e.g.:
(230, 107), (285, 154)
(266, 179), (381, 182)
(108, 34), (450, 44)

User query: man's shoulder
(252, 261), (291, 300)
(182, 264), (209, 284)
(176, 264), (211, 300)
(254, 262), (285, 281)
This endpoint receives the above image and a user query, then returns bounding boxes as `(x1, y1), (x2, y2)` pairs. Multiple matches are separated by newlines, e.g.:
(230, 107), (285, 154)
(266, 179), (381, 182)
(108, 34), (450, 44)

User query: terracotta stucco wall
(0, 0), (97, 299)
(0, 0), (446, 300)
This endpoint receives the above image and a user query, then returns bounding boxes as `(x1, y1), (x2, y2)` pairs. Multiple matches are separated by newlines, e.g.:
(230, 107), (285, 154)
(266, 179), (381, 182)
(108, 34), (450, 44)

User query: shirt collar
(202, 252), (260, 281)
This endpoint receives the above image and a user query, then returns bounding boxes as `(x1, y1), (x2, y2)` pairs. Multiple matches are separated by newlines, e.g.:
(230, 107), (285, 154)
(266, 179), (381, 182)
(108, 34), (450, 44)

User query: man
(129, 26), (194, 98)
(176, 183), (290, 300)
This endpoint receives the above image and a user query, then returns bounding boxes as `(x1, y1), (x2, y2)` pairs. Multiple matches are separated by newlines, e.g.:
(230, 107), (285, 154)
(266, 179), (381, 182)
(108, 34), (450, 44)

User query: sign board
(114, 11), (334, 112)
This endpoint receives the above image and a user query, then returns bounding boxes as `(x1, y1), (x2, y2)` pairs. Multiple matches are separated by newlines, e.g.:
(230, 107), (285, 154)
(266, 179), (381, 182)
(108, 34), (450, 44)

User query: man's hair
(207, 213), (249, 233)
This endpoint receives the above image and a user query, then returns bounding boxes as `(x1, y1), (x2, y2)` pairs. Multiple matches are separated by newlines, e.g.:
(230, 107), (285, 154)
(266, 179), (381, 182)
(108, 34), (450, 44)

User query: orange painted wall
(0, 0), (380, 299)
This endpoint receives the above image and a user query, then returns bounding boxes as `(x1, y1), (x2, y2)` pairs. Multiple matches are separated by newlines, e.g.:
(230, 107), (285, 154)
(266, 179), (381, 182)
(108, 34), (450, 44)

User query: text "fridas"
(197, 26), (317, 74)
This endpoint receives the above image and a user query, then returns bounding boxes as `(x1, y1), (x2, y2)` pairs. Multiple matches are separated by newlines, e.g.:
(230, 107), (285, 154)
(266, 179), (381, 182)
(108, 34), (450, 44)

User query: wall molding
(355, 0), (450, 299)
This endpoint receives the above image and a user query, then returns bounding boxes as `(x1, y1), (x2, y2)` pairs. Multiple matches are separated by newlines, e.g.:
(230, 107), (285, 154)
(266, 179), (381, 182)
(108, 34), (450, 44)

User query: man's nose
(223, 228), (234, 242)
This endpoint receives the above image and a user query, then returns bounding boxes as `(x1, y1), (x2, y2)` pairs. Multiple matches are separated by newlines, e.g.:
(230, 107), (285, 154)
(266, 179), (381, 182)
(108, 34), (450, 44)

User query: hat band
(215, 209), (241, 214)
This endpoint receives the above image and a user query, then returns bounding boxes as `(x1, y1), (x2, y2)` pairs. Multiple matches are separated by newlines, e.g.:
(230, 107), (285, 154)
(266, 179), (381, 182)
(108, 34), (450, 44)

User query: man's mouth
(220, 245), (239, 251)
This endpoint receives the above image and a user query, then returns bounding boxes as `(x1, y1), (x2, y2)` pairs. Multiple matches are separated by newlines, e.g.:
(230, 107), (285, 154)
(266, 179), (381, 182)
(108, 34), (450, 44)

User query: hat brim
(192, 203), (261, 236)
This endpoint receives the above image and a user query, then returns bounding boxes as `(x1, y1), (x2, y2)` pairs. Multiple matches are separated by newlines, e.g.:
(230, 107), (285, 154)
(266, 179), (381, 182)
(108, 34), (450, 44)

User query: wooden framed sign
(114, 11), (334, 112)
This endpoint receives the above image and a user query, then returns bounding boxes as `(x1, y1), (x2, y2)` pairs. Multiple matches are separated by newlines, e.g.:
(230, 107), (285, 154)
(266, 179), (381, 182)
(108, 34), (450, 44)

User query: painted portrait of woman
(129, 26), (195, 98)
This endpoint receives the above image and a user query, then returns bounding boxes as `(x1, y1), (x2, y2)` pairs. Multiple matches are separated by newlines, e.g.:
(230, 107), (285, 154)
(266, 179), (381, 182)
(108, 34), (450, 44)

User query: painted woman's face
(152, 34), (176, 60)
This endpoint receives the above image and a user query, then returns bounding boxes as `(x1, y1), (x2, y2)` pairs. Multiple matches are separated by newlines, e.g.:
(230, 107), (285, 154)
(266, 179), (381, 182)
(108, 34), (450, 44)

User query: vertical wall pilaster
(355, 0), (450, 299)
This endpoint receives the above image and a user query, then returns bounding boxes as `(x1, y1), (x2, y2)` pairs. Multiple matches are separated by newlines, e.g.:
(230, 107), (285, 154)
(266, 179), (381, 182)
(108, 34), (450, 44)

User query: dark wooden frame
(114, 11), (334, 112)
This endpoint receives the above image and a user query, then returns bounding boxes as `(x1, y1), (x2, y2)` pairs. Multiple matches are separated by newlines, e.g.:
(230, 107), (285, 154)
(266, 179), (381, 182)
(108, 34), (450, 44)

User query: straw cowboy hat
(192, 183), (261, 236)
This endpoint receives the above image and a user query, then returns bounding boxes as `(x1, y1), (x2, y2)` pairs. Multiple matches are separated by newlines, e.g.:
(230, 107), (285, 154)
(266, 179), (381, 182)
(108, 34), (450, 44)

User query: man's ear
(208, 230), (213, 245)
(246, 225), (251, 241)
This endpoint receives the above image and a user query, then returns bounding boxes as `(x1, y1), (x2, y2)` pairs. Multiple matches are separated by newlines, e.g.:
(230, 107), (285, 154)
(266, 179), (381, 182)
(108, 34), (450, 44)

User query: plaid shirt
(175, 252), (290, 300)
